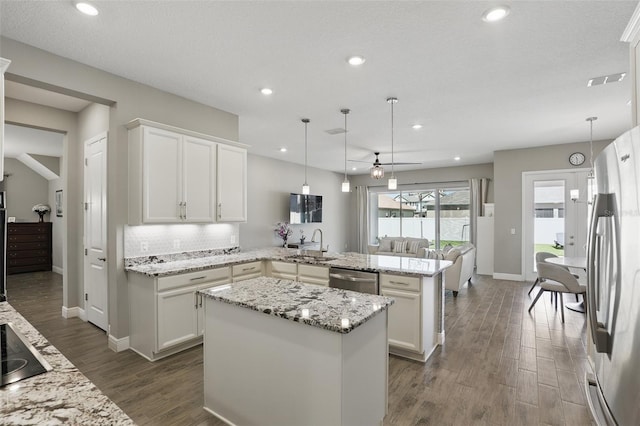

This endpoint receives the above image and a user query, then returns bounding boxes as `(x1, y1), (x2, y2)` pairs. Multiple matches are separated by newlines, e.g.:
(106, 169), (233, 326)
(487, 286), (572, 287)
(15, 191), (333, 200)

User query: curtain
(469, 178), (489, 247)
(356, 185), (370, 253)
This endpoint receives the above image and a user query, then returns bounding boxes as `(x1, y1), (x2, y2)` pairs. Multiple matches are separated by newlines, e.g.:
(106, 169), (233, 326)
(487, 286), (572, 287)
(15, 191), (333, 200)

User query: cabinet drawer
(8, 234), (48, 243)
(8, 249), (49, 259)
(233, 271), (262, 282)
(8, 257), (50, 267)
(8, 225), (50, 234)
(271, 272), (297, 281)
(8, 241), (49, 251)
(380, 273), (421, 292)
(157, 267), (231, 292)
(297, 264), (329, 280)
(232, 261), (263, 277)
(299, 277), (329, 287)
(270, 261), (297, 275)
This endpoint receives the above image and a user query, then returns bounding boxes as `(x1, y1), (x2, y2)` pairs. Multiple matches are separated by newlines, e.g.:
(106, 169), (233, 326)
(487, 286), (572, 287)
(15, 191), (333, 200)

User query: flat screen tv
(290, 193), (323, 224)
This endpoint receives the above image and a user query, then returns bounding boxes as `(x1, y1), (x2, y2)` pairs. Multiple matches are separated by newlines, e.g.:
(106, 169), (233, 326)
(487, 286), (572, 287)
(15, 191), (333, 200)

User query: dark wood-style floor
(7, 272), (594, 425)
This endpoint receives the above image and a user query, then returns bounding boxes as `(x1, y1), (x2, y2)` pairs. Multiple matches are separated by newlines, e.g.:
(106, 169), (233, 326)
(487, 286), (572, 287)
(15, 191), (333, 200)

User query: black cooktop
(1, 322), (52, 387)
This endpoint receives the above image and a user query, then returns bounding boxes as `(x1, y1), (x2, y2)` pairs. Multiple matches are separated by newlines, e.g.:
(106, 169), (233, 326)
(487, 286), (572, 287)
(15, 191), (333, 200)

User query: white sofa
(425, 243), (476, 297)
(368, 237), (430, 258)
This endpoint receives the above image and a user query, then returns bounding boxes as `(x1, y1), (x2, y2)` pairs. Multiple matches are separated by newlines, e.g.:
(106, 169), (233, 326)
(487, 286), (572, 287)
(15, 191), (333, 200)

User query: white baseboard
(52, 266), (63, 275)
(61, 306), (86, 321)
(108, 334), (130, 352)
(493, 272), (525, 282)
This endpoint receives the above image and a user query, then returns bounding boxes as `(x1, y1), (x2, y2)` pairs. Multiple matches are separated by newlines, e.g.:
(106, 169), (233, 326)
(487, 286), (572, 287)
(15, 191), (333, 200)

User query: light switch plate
(140, 241), (149, 252)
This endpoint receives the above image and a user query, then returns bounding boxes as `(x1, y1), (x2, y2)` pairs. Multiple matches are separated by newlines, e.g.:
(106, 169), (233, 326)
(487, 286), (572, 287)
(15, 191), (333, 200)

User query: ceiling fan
(349, 152), (422, 166)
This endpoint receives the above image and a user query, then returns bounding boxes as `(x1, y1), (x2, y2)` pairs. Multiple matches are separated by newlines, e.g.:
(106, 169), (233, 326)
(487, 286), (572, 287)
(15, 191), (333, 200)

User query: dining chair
(527, 252), (557, 295)
(528, 262), (587, 323)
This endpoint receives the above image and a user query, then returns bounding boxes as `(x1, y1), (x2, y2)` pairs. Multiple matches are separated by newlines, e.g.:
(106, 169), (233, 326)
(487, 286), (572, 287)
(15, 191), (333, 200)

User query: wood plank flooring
(6, 272), (594, 425)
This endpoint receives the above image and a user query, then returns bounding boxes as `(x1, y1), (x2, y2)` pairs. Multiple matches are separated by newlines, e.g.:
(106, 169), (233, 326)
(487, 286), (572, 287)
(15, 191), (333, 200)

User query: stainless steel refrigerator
(585, 126), (640, 425)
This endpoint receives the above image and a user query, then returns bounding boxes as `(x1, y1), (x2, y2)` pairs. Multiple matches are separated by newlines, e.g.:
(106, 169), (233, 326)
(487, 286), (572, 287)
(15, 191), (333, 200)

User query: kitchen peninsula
(126, 248), (451, 363)
(200, 277), (394, 425)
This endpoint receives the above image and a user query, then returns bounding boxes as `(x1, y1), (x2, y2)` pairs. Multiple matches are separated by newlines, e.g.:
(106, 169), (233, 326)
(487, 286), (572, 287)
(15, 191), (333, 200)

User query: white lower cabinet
(297, 264), (329, 286)
(129, 266), (231, 361)
(269, 260), (297, 280)
(380, 272), (437, 362)
(232, 261), (263, 282)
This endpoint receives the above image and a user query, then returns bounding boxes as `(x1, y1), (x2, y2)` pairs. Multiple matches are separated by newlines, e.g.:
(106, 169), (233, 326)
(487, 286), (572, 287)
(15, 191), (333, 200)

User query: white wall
(240, 154), (349, 252)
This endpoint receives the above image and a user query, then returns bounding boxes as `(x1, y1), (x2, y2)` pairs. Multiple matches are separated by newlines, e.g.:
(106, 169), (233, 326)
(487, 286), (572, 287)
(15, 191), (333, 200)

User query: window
(372, 185), (470, 249)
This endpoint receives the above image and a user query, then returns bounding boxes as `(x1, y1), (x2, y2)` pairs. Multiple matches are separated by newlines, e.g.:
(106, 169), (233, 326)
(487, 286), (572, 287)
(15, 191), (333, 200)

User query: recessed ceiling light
(75, 2), (99, 16)
(352, 167), (357, 171)
(627, 100), (632, 106)
(347, 56), (366, 66)
(279, 147), (287, 152)
(454, 156), (461, 161)
(412, 124), (423, 130)
(482, 6), (510, 22)
(260, 88), (273, 95)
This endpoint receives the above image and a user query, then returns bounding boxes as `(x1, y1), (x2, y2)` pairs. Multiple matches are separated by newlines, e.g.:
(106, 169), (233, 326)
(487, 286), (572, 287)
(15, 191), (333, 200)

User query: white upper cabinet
(128, 119), (248, 225)
(217, 144), (247, 222)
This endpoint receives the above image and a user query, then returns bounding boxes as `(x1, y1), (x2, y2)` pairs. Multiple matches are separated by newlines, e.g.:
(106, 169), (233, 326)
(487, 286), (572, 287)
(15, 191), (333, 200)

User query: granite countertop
(125, 247), (452, 278)
(0, 302), (134, 425)
(200, 276), (394, 334)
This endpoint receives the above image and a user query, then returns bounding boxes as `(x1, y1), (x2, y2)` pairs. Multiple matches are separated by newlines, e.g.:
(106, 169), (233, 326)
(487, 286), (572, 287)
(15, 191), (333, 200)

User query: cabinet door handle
(177, 202), (182, 219)
(199, 293), (203, 308)
(194, 292), (198, 308)
(218, 203), (222, 219)
(98, 257), (106, 262)
(183, 202), (187, 220)
(190, 276), (206, 281)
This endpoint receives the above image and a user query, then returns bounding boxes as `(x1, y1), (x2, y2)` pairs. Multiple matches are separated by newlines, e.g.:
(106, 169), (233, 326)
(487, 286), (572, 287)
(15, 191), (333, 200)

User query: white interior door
(523, 170), (589, 281)
(84, 132), (108, 331)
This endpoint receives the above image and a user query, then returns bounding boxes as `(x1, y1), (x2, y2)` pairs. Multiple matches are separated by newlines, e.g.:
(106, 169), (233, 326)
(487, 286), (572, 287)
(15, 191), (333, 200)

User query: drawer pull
(242, 267), (255, 271)
(189, 276), (207, 281)
(389, 280), (409, 285)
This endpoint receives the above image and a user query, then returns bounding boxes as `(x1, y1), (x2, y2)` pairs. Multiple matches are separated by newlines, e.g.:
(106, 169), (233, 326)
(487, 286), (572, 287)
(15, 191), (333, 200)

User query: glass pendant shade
(370, 164), (384, 179)
(342, 180), (350, 192)
(302, 183), (310, 195)
(301, 118), (310, 195)
(341, 109), (350, 193)
(388, 177), (397, 190)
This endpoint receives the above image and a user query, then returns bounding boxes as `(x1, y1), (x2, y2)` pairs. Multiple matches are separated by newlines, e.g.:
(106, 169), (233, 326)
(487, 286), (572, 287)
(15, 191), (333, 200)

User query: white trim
(52, 265), (63, 275)
(437, 331), (445, 345)
(203, 407), (238, 426)
(621, 2), (640, 43)
(108, 334), (130, 352)
(126, 118), (250, 149)
(0, 58), (10, 73)
(61, 306), (86, 320)
(492, 273), (524, 282)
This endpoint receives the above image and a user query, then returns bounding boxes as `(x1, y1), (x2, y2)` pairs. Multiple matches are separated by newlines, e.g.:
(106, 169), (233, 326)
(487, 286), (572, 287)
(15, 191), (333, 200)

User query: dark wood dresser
(7, 222), (53, 274)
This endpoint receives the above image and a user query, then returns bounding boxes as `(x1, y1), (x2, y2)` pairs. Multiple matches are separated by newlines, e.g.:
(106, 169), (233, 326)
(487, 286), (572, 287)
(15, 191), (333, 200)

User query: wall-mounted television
(290, 193), (323, 224)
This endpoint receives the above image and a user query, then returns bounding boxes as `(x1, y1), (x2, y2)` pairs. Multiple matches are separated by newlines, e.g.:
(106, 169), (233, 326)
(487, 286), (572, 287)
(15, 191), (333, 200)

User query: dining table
(545, 256), (587, 313)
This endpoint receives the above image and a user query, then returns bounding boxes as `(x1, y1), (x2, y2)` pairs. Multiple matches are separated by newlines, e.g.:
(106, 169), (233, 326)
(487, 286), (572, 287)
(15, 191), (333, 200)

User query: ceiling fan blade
(347, 159), (372, 163)
(379, 161), (422, 165)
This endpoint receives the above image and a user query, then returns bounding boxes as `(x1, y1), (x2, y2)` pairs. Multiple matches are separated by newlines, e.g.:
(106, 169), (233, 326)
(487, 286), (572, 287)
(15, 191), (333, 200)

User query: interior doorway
(523, 170), (590, 281)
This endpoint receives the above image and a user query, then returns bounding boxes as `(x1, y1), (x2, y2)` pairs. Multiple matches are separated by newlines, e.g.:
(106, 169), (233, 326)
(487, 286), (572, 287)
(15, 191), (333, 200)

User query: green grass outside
(534, 243), (564, 256)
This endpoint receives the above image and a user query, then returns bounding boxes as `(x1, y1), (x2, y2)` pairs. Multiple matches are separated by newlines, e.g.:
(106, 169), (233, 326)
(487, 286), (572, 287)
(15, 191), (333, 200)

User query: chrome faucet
(311, 228), (324, 255)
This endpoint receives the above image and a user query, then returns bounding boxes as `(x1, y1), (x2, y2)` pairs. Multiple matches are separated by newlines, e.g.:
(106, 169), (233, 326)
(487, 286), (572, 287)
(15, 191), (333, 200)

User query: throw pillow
(445, 249), (461, 262)
(378, 238), (392, 252)
(427, 250), (445, 260)
(407, 240), (422, 254)
(393, 240), (407, 253)
(443, 244), (453, 253)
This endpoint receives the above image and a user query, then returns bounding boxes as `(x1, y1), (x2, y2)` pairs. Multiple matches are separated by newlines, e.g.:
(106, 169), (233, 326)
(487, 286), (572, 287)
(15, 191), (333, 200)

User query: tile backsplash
(124, 223), (239, 258)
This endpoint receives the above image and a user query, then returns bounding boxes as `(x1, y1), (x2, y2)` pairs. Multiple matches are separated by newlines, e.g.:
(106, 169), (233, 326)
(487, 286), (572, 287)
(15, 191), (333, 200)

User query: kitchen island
(200, 277), (394, 426)
(0, 302), (133, 425)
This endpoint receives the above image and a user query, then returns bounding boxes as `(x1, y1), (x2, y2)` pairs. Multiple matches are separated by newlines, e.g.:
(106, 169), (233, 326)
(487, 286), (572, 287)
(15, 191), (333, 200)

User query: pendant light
(341, 109), (351, 192)
(387, 97), (398, 190)
(370, 152), (384, 179)
(301, 118), (310, 195)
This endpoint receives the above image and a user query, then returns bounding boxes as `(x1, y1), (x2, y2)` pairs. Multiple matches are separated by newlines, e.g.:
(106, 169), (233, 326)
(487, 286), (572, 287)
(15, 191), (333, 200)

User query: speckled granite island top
(0, 303), (133, 425)
(126, 247), (451, 278)
(200, 277), (394, 334)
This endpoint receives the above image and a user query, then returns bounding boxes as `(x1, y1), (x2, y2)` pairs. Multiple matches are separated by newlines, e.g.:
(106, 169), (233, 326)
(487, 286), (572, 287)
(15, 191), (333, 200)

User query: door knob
(98, 257), (106, 262)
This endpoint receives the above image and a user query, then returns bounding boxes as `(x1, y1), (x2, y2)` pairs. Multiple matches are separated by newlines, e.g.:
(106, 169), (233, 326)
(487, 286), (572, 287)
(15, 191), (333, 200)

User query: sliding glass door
(372, 185), (470, 249)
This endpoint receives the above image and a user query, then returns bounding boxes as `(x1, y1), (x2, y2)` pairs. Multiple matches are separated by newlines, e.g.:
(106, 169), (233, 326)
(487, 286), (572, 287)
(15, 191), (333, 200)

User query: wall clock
(569, 152), (585, 166)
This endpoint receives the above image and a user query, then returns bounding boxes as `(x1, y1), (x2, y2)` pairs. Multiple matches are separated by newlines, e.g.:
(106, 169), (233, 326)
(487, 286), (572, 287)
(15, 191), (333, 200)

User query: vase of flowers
(274, 222), (293, 247)
(32, 204), (51, 223)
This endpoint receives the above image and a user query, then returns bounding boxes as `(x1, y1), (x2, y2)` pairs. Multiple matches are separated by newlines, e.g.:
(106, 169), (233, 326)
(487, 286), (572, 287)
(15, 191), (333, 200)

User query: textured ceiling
(0, 1), (637, 174)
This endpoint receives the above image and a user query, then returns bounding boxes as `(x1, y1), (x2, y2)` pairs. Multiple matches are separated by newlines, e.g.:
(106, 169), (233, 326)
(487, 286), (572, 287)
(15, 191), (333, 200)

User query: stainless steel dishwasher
(328, 267), (379, 295)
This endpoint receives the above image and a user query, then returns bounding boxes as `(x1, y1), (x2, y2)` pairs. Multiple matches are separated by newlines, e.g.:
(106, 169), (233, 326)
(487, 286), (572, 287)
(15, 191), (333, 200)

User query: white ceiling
(0, 1), (637, 174)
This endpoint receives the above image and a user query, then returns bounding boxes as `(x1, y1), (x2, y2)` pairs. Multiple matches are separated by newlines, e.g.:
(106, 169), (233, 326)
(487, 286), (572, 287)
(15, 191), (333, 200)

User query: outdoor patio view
(374, 188), (470, 249)
(534, 180), (565, 259)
